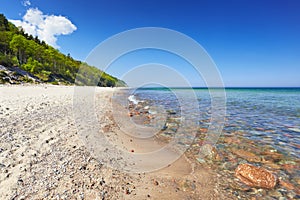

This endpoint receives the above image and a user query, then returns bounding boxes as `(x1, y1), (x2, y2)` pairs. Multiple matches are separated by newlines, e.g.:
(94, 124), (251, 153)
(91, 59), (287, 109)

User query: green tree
(0, 31), (11, 55)
(9, 35), (26, 64)
(0, 13), (126, 86)
(0, 14), (9, 31)
(23, 57), (43, 73)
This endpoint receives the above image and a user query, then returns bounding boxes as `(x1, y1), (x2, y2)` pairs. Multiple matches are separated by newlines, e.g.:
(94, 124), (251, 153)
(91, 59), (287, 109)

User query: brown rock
(232, 131), (245, 136)
(232, 149), (261, 162)
(199, 128), (208, 133)
(285, 185), (300, 197)
(292, 143), (300, 149)
(282, 164), (297, 170)
(279, 179), (295, 190)
(235, 163), (277, 189)
(281, 163), (298, 174)
(229, 182), (251, 191)
(224, 137), (241, 144)
(125, 188), (130, 194)
(262, 151), (283, 161)
(264, 162), (281, 170)
(199, 144), (220, 160)
(296, 177), (300, 185)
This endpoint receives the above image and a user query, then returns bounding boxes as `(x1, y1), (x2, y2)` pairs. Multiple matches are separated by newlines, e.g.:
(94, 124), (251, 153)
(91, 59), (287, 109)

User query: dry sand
(0, 85), (233, 199)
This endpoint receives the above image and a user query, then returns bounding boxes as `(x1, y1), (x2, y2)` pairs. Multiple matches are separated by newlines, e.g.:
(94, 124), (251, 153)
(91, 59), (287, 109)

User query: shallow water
(121, 88), (300, 199)
(114, 87), (300, 198)
(129, 87), (300, 159)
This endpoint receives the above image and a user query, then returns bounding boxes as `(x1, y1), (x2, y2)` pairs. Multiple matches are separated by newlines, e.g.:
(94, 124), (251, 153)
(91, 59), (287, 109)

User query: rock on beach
(235, 163), (277, 189)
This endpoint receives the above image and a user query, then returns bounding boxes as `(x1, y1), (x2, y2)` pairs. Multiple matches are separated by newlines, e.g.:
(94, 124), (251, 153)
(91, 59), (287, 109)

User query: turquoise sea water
(117, 87), (300, 198)
(129, 88), (300, 159)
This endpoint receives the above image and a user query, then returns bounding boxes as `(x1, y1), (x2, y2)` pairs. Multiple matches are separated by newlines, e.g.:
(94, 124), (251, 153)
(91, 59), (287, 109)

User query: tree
(0, 13), (126, 86)
(0, 14), (9, 31)
(0, 31), (11, 55)
(9, 35), (27, 64)
(23, 57), (43, 73)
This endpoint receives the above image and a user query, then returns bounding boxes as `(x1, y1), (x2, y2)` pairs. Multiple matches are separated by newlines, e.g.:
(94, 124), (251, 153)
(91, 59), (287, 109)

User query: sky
(1, 0), (300, 87)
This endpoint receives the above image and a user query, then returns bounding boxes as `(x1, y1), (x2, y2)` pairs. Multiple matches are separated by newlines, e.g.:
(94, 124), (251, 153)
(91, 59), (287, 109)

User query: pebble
(278, 197), (287, 200)
(196, 157), (206, 164)
(269, 190), (282, 198)
(287, 191), (296, 199)
(167, 110), (176, 115)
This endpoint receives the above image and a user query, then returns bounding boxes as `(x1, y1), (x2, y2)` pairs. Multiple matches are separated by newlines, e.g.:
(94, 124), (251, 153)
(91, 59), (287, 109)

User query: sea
(112, 87), (300, 198)
(124, 87), (300, 159)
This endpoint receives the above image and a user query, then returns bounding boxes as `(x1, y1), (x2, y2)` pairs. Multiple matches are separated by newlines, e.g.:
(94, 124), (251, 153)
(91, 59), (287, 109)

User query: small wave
(128, 95), (139, 104)
(288, 127), (300, 132)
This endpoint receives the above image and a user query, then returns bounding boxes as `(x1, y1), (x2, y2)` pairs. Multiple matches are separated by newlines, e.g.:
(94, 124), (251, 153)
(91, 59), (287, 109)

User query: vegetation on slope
(0, 13), (126, 86)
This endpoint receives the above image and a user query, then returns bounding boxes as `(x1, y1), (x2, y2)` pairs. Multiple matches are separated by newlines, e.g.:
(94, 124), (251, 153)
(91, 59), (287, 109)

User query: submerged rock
(235, 163), (277, 189)
(262, 151), (283, 162)
(166, 110), (176, 115)
(178, 179), (196, 192)
(279, 179), (296, 191)
(232, 149), (261, 162)
(198, 144), (220, 161)
(223, 136), (241, 144)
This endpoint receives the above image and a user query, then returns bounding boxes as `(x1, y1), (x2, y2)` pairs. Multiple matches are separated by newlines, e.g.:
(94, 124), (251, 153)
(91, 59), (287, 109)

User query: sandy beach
(0, 85), (232, 200)
(1, 1), (300, 199)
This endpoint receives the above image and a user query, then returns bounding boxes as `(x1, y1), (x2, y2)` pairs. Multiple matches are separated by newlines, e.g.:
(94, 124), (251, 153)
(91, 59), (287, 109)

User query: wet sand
(0, 85), (231, 199)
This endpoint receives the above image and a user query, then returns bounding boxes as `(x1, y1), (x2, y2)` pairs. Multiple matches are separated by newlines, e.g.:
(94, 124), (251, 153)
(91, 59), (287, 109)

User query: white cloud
(23, 7), (43, 26)
(9, 8), (77, 48)
(22, 0), (31, 7)
(9, 19), (37, 36)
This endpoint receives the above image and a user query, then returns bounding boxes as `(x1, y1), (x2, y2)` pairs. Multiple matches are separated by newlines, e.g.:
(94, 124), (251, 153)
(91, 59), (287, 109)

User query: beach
(0, 85), (234, 200)
(2, 0), (300, 199)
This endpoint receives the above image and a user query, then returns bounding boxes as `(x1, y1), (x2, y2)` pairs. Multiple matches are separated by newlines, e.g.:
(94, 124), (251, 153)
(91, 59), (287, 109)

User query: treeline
(0, 13), (126, 86)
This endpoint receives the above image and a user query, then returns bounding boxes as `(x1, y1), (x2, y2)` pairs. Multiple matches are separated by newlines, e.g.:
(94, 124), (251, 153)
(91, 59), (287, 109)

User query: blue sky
(1, 0), (300, 87)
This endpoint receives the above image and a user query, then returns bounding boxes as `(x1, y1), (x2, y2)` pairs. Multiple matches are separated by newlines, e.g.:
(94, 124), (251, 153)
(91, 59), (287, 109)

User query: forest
(0, 13), (126, 87)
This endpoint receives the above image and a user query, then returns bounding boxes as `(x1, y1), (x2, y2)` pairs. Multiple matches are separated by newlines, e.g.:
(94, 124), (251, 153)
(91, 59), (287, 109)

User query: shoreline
(0, 85), (299, 199)
(0, 85), (229, 199)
